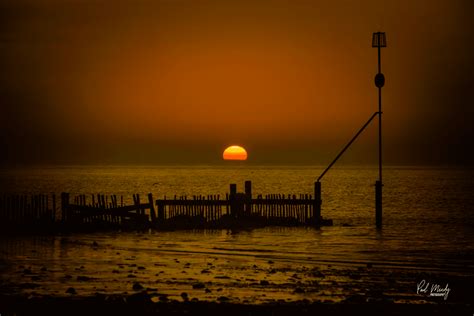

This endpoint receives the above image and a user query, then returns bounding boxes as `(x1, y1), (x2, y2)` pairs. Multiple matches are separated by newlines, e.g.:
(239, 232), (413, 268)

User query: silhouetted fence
(60, 193), (155, 227)
(0, 194), (57, 226)
(0, 181), (331, 233)
(155, 193), (318, 227)
(154, 181), (327, 228)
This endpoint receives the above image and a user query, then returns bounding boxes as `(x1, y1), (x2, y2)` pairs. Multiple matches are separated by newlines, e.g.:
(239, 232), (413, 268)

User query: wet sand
(1, 232), (473, 315)
(1, 254), (471, 305)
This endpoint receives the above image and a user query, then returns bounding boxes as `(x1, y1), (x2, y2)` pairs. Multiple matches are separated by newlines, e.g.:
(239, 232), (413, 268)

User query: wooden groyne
(0, 194), (57, 226)
(0, 181), (332, 233)
(60, 192), (155, 229)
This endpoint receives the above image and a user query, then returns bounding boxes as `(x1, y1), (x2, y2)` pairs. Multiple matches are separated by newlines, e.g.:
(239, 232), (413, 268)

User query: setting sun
(223, 146), (248, 161)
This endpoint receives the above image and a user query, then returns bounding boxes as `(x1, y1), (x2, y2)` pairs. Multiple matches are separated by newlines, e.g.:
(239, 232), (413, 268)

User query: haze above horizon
(1, 0), (473, 166)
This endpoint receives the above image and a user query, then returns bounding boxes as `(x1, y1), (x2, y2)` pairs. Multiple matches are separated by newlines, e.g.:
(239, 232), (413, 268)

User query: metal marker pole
(372, 32), (386, 228)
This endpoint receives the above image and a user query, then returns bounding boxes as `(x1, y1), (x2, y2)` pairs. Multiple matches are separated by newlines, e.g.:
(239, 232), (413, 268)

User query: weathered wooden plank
(148, 193), (156, 223)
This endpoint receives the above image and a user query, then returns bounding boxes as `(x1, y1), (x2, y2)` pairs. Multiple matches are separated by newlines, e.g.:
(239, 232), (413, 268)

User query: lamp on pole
(372, 32), (386, 228)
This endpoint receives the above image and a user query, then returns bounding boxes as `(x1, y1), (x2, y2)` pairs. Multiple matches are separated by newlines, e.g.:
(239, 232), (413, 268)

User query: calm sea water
(1, 165), (473, 274)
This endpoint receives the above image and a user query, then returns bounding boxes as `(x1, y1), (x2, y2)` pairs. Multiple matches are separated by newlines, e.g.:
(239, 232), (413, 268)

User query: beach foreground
(1, 232), (472, 315)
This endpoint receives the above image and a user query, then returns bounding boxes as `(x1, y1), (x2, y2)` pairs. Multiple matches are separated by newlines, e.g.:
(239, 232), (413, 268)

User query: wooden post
(225, 193), (229, 215)
(13, 195), (18, 224)
(61, 193), (69, 223)
(148, 193), (156, 223)
(245, 180), (252, 216)
(230, 184), (237, 218)
(51, 194), (56, 222)
(12, 195), (17, 224)
(230, 184), (237, 196)
(314, 182), (322, 226)
(23, 195), (27, 224)
(238, 193), (247, 219)
(156, 201), (165, 222)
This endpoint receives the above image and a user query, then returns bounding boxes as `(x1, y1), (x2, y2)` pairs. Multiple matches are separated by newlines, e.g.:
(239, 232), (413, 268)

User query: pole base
(375, 180), (383, 228)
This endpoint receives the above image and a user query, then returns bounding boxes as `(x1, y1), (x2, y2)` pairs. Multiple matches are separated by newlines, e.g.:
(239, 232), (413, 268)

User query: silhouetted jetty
(0, 181), (332, 233)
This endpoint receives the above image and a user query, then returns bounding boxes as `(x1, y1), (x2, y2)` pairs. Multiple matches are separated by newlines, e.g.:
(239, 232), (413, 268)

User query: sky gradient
(1, 0), (473, 165)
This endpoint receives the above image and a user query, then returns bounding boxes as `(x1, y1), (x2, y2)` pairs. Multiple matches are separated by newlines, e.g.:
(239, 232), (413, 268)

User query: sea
(0, 164), (474, 297)
(1, 165), (473, 275)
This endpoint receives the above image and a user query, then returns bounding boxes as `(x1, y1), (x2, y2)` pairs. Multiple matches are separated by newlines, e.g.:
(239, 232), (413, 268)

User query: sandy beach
(1, 230), (472, 315)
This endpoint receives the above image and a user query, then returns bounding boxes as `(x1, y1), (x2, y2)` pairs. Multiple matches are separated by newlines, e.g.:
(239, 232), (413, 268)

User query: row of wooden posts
(154, 181), (322, 224)
(0, 181), (327, 231)
(0, 194), (57, 225)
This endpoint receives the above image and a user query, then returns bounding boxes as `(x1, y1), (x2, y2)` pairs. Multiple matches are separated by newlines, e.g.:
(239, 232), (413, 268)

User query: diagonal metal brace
(317, 112), (380, 182)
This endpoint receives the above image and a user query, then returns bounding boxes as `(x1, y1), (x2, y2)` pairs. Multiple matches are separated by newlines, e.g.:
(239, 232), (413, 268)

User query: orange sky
(1, 0), (473, 165)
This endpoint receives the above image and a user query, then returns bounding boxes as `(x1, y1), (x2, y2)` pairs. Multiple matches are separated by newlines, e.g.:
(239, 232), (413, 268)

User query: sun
(223, 145), (248, 161)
